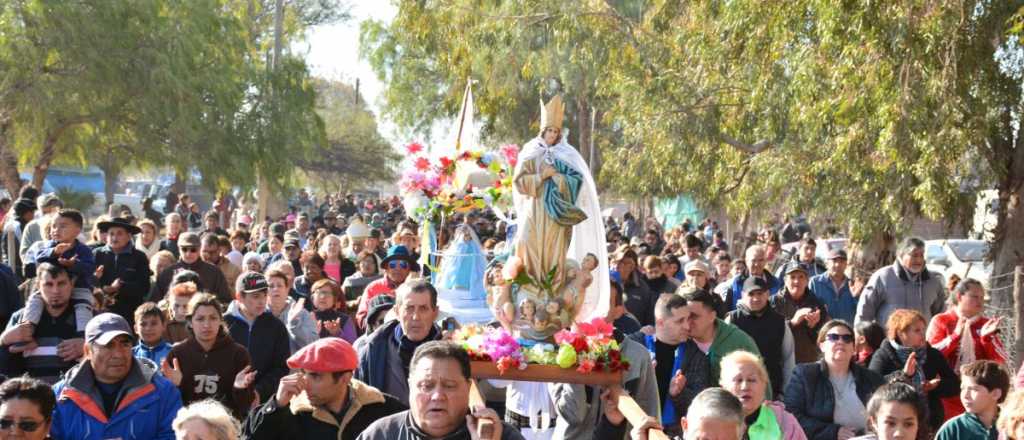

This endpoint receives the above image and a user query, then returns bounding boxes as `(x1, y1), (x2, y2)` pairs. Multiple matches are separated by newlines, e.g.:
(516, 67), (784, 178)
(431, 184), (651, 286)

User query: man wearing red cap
(242, 337), (406, 440)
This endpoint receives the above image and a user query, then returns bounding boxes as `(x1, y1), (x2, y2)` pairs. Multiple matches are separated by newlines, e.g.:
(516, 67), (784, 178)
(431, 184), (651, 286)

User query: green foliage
(365, 0), (1023, 248)
(0, 0), (337, 195)
(55, 187), (96, 212)
(359, 0), (630, 162)
(300, 78), (398, 189)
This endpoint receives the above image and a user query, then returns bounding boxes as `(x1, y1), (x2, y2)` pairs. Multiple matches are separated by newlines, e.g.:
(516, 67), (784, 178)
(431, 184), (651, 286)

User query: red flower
(439, 157), (454, 169)
(406, 142), (425, 155)
(578, 317), (614, 339)
(496, 356), (519, 374)
(571, 336), (589, 353)
(576, 359), (595, 374)
(414, 157), (431, 171)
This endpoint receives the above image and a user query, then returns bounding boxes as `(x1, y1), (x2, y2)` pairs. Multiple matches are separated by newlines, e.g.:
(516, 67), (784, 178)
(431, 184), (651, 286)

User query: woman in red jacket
(926, 277), (1007, 420)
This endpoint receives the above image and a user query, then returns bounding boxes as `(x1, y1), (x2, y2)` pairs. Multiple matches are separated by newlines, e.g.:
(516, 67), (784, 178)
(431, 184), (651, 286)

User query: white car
(781, 238), (848, 262)
(924, 239), (991, 287)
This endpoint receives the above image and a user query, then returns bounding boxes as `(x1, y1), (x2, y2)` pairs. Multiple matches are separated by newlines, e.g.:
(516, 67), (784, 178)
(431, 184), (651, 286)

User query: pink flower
(576, 359), (595, 374)
(406, 142), (425, 155)
(554, 329), (578, 345)
(501, 144), (519, 167)
(414, 157), (431, 171)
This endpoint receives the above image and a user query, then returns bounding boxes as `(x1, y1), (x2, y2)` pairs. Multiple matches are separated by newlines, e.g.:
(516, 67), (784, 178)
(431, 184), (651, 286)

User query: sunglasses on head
(825, 333), (854, 343)
(180, 247), (198, 253)
(388, 261), (410, 269)
(0, 419), (43, 432)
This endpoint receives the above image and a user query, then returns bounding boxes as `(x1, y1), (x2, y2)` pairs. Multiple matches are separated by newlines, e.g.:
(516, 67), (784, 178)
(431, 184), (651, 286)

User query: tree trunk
(103, 168), (118, 207)
(990, 127), (1024, 314)
(30, 126), (64, 191)
(172, 172), (186, 194)
(0, 117), (22, 197)
(847, 231), (896, 295)
(577, 95), (592, 166)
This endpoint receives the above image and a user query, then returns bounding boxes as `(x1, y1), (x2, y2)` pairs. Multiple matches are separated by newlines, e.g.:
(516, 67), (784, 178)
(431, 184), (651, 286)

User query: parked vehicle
(781, 237), (848, 262)
(924, 239), (991, 287)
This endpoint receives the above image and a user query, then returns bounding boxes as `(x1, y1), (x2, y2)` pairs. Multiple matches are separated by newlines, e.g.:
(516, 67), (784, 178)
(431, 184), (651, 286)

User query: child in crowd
(310, 278), (357, 343)
(854, 382), (928, 440)
(161, 281), (199, 343)
(935, 360), (1009, 440)
(855, 321), (884, 367)
(132, 302), (173, 366)
(22, 209), (96, 332)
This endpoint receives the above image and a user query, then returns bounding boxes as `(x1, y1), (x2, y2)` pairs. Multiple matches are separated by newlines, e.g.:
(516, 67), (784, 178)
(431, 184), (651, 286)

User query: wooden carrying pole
(469, 380), (496, 439)
(1014, 265), (1024, 366)
(618, 394), (670, 440)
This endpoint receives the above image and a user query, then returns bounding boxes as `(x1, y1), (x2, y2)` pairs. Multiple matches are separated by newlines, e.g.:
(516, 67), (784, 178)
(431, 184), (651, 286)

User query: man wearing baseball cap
(50, 313), (182, 440)
(725, 276), (794, 399)
(770, 262), (830, 364)
(224, 271), (290, 404)
(242, 337), (406, 440)
(809, 249), (857, 324)
(150, 231), (231, 304)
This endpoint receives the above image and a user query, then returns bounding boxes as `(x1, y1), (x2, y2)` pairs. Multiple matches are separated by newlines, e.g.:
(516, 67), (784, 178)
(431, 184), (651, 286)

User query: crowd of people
(0, 184), (1021, 440)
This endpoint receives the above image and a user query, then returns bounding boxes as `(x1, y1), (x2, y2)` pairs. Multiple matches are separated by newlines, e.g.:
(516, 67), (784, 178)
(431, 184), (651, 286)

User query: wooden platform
(470, 361), (622, 386)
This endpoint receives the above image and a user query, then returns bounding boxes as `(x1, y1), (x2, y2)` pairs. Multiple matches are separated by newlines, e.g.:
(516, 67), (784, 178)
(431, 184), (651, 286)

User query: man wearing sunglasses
(150, 232), (231, 305)
(355, 245), (418, 329)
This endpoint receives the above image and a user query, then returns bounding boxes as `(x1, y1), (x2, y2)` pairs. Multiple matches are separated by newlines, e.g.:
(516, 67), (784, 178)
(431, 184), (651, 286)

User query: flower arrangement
(398, 142), (519, 223)
(453, 318), (630, 375)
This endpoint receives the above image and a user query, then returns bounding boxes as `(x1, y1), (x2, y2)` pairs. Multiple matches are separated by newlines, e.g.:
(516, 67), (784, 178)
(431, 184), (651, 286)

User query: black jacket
(726, 304), (788, 398)
(622, 274), (656, 326)
(224, 310), (291, 401)
(868, 341), (959, 430)
(770, 289), (829, 363)
(242, 379), (407, 440)
(151, 260), (231, 304)
(784, 360), (884, 440)
(93, 245), (151, 325)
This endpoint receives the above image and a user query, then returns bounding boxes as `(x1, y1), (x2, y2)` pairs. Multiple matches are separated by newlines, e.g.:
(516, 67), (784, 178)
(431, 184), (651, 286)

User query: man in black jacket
(224, 272), (290, 404)
(94, 218), (151, 326)
(725, 276), (794, 399)
(243, 337), (406, 440)
(150, 232), (231, 304)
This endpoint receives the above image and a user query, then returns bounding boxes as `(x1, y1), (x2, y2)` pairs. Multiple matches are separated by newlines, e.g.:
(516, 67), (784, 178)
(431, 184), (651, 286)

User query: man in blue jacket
(355, 279), (441, 402)
(50, 313), (182, 440)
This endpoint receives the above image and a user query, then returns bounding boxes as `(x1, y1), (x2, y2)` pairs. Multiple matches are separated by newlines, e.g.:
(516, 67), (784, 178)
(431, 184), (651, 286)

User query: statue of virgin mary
(508, 95), (610, 322)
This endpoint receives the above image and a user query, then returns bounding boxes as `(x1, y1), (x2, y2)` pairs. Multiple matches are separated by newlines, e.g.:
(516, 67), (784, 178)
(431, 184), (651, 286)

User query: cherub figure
(545, 299), (570, 329)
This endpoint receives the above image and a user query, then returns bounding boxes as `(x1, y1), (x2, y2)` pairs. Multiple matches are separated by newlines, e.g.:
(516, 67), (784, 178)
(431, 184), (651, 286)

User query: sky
(297, 2), (398, 141)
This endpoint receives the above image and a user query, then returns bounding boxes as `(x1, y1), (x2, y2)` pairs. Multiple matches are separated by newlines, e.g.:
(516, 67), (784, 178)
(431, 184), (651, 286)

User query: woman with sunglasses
(0, 377), (55, 440)
(784, 320), (884, 440)
(354, 245), (418, 330)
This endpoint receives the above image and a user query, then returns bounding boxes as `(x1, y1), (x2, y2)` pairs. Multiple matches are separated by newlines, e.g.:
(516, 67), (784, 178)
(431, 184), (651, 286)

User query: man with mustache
(49, 312), (183, 440)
